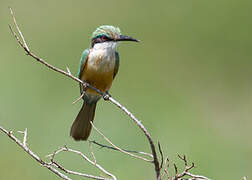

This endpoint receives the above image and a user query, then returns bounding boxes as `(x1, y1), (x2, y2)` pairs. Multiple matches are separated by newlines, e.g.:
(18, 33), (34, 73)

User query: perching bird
(70, 25), (139, 141)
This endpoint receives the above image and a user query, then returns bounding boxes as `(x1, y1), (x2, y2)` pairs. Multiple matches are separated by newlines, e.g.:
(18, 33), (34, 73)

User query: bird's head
(91, 25), (139, 49)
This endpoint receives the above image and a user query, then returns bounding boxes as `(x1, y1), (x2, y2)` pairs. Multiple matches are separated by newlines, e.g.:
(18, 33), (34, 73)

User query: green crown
(92, 25), (121, 39)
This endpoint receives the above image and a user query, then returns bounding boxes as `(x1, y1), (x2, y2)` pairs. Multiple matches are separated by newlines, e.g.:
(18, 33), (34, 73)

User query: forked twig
(172, 155), (211, 180)
(47, 146), (116, 180)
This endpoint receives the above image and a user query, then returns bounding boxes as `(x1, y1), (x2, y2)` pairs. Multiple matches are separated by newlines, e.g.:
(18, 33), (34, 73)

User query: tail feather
(70, 102), (97, 141)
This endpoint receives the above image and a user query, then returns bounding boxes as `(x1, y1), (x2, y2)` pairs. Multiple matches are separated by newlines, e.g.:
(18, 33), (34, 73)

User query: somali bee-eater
(70, 25), (139, 141)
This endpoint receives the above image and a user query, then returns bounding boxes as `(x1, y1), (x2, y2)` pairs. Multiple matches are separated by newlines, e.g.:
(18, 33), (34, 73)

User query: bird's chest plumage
(87, 49), (116, 73)
(81, 48), (116, 94)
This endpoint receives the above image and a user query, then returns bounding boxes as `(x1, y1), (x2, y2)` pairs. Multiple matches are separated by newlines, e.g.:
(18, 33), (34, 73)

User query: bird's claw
(103, 93), (110, 101)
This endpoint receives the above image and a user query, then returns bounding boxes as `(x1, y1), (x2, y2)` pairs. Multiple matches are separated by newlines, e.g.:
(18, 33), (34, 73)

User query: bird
(70, 25), (139, 141)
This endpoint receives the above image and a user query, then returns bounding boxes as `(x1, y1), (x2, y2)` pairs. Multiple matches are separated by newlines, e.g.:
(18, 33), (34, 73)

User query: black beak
(115, 35), (140, 42)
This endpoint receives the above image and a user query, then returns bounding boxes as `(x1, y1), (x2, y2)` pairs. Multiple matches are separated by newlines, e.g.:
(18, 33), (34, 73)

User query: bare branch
(91, 122), (152, 162)
(88, 141), (97, 164)
(0, 126), (71, 180)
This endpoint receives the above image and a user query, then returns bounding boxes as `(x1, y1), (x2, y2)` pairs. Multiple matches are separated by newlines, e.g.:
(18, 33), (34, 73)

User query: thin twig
(90, 140), (153, 158)
(9, 7), (30, 52)
(174, 163), (178, 177)
(51, 161), (111, 180)
(91, 122), (152, 162)
(72, 92), (85, 104)
(88, 141), (97, 164)
(161, 157), (170, 180)
(184, 172), (212, 180)
(158, 141), (164, 170)
(18, 128), (28, 147)
(66, 67), (72, 75)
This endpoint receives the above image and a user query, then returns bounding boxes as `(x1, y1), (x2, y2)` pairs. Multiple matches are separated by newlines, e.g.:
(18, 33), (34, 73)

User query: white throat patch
(93, 41), (119, 51)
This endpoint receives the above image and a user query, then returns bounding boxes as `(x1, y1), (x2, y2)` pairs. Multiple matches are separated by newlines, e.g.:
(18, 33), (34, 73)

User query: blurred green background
(1, 0), (251, 179)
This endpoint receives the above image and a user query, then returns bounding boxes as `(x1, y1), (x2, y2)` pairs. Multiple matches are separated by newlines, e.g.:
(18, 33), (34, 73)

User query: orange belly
(81, 64), (114, 95)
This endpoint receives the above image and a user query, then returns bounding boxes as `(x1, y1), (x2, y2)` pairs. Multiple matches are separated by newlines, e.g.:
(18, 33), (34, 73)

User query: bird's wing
(78, 49), (89, 93)
(78, 49), (89, 79)
(113, 51), (120, 79)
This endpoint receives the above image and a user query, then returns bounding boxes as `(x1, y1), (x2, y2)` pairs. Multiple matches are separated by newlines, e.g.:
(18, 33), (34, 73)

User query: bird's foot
(81, 82), (88, 91)
(103, 92), (111, 101)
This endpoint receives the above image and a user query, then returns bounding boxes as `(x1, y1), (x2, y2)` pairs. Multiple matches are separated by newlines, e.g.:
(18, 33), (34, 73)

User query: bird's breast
(81, 49), (116, 94)
(88, 49), (116, 73)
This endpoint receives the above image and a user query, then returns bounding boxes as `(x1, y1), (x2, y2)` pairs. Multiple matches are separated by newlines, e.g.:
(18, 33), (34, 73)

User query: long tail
(70, 101), (97, 141)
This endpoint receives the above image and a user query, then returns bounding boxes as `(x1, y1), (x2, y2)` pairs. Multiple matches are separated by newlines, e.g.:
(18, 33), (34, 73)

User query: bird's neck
(92, 41), (118, 52)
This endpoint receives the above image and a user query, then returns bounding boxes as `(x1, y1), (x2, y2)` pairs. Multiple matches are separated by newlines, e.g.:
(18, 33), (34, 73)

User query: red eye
(101, 36), (106, 40)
